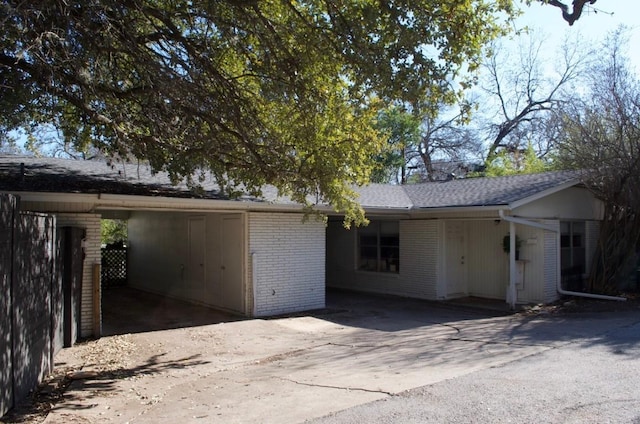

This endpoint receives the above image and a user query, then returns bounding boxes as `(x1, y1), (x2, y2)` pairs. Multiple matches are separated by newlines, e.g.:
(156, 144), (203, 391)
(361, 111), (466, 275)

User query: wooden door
(446, 222), (468, 297)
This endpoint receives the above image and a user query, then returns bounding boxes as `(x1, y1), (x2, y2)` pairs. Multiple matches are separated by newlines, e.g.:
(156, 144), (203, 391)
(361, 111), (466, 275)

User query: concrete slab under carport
(41, 289), (637, 424)
(102, 286), (242, 336)
(101, 286), (512, 337)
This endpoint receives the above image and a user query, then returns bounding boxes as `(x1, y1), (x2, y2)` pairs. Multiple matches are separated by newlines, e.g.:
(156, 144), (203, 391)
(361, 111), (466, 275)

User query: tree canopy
(1, 0), (600, 223)
(0, 0), (519, 225)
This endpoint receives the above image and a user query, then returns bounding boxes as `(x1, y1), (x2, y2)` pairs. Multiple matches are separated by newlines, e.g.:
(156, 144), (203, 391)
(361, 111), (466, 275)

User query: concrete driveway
(39, 290), (639, 424)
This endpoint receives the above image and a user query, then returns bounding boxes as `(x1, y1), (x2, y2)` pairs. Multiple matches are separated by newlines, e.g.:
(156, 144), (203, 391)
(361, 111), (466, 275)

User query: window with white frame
(358, 221), (399, 273)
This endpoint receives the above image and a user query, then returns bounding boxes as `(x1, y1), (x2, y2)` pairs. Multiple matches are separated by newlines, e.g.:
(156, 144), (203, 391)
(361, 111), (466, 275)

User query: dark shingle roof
(0, 155), (289, 203)
(0, 155), (579, 210)
(354, 184), (412, 209)
(402, 171), (579, 208)
(355, 171), (579, 209)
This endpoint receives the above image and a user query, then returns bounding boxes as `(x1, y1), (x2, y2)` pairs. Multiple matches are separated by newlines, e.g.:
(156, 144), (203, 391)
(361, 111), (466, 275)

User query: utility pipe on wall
(554, 231), (626, 302)
(498, 210), (626, 303)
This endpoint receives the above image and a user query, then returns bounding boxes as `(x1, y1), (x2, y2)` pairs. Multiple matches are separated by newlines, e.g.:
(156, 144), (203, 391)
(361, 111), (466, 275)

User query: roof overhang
(2, 190), (308, 214)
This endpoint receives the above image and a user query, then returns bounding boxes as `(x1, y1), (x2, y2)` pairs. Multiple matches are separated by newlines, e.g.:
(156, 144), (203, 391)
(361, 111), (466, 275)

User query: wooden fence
(0, 194), (71, 417)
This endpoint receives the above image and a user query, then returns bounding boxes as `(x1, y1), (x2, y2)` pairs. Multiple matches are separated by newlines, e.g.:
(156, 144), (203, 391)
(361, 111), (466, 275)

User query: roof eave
(2, 190), (306, 213)
(99, 193), (301, 211)
(412, 204), (510, 215)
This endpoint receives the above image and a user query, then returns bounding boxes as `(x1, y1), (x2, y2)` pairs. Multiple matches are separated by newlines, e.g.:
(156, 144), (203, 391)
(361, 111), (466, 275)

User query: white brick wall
(248, 213), (325, 316)
(56, 214), (101, 338)
(399, 220), (439, 299)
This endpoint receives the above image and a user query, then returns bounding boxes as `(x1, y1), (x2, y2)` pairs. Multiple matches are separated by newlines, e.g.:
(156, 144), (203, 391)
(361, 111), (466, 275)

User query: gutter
(498, 210), (626, 305)
(416, 205), (510, 214)
(6, 190), (312, 213)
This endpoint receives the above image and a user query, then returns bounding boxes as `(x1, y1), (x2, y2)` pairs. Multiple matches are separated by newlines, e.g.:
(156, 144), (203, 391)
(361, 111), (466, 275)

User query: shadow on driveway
(103, 286), (640, 354)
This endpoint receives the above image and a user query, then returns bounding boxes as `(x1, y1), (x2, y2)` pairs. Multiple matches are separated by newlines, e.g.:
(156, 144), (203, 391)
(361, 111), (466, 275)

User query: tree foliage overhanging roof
(1, 1), (528, 225)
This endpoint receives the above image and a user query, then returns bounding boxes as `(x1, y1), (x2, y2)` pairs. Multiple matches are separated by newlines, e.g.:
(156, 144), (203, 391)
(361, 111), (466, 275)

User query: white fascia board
(4, 190), (306, 213)
(410, 205), (509, 217)
(1, 191), (100, 203)
(508, 179), (579, 210)
(325, 204), (506, 219)
(97, 193), (305, 212)
(323, 205), (411, 213)
(361, 206), (413, 215)
(324, 206), (412, 219)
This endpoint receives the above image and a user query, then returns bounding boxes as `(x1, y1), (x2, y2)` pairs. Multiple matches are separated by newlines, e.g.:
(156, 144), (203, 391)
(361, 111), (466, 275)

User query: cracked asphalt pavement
(35, 290), (640, 424)
(310, 316), (640, 424)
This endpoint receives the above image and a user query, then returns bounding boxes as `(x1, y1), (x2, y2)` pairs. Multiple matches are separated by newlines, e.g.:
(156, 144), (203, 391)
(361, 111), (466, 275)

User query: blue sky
(516, 1), (640, 70)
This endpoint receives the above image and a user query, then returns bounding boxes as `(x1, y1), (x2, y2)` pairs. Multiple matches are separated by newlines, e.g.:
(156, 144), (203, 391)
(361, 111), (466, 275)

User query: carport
(124, 210), (247, 315)
(1, 155), (326, 342)
(99, 208), (248, 335)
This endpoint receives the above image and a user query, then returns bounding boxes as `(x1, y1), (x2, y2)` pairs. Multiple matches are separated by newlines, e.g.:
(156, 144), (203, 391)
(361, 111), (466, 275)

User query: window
(561, 221), (586, 274)
(358, 221), (399, 273)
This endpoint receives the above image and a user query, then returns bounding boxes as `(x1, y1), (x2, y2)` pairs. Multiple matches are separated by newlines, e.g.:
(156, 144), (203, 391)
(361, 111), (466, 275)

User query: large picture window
(358, 221), (399, 273)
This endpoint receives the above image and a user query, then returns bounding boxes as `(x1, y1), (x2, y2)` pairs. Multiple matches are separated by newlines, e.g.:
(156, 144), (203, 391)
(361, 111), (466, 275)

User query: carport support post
(92, 263), (101, 338)
(508, 222), (517, 310)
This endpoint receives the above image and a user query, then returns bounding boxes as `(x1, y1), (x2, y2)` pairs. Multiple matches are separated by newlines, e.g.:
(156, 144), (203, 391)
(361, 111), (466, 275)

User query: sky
(516, 1), (640, 71)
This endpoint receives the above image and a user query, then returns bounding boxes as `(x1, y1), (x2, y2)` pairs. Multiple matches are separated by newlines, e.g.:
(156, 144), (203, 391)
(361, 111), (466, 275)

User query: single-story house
(327, 172), (604, 307)
(0, 155), (605, 339)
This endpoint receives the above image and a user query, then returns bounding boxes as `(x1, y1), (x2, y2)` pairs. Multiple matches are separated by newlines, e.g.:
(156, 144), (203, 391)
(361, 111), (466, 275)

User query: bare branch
(545, 0), (597, 26)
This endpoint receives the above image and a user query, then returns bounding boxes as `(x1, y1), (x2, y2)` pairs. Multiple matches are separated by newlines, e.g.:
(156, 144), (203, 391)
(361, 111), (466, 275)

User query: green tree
(372, 101), (481, 184)
(371, 107), (420, 184)
(0, 131), (23, 155)
(0, 1), (517, 226)
(101, 219), (127, 246)
(484, 142), (551, 176)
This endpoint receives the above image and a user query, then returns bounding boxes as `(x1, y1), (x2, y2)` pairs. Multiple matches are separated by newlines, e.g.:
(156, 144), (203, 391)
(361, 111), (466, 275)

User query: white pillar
(509, 222), (517, 310)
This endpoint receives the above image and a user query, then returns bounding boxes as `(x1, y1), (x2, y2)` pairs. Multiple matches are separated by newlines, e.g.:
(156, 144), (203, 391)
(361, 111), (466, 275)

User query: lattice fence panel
(101, 248), (127, 288)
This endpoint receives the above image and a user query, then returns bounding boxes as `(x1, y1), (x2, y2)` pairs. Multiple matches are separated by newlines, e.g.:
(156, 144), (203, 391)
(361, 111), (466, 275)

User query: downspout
(498, 211), (626, 303)
(555, 230), (625, 302)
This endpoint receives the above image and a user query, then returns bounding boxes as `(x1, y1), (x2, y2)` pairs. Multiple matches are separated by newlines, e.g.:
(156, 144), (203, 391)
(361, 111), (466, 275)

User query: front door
(221, 214), (244, 313)
(446, 222), (468, 297)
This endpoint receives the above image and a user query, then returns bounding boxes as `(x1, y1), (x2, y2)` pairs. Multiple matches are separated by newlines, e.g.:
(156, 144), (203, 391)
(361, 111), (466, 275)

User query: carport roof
(0, 155), (294, 204)
(0, 155), (580, 210)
